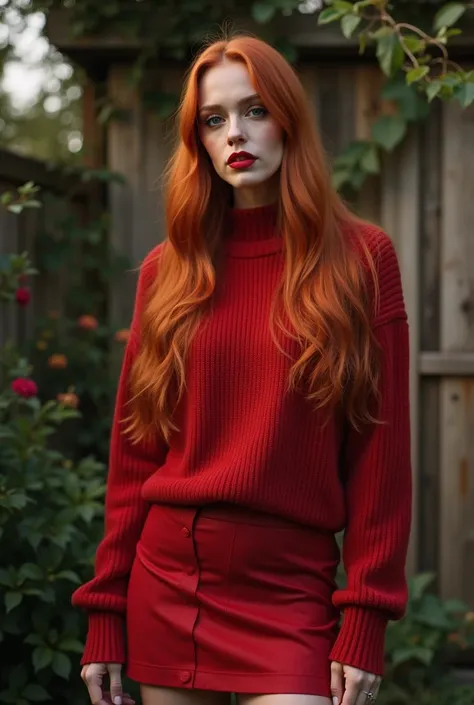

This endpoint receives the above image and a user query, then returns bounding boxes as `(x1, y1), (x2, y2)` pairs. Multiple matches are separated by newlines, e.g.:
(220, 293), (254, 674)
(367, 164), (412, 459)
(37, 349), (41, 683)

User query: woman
(73, 34), (412, 705)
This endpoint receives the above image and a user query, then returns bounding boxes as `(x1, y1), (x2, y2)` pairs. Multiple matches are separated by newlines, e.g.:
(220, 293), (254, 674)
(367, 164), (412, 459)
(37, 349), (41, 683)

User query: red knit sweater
(72, 204), (412, 677)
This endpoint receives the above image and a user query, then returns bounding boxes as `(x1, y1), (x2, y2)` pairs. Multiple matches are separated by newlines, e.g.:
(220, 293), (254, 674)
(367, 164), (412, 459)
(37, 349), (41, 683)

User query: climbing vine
(317, 0), (474, 189)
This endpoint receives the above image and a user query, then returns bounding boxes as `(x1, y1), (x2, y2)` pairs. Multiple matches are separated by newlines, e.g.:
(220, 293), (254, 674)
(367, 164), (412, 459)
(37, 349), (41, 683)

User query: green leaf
(58, 637), (84, 653)
(333, 0), (354, 11)
(372, 114), (407, 151)
(403, 36), (426, 54)
(416, 594), (455, 629)
(341, 14), (361, 39)
(19, 563), (43, 581)
(22, 684), (51, 701)
(392, 646), (434, 667)
(334, 140), (370, 167)
(382, 77), (430, 121)
(434, 3), (466, 31)
(376, 32), (405, 77)
(409, 571), (436, 600)
(0, 568), (14, 587)
(426, 81), (443, 102)
(32, 647), (53, 672)
(360, 144), (380, 174)
(455, 82), (474, 107)
(318, 8), (343, 24)
(251, 2), (276, 23)
(332, 169), (351, 191)
(407, 66), (430, 85)
(5, 591), (23, 613)
(444, 598), (469, 613)
(24, 634), (45, 646)
(55, 569), (81, 584)
(52, 651), (71, 679)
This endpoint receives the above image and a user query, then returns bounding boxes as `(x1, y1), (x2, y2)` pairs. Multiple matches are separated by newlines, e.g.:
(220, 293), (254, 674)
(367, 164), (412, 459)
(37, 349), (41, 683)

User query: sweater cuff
(81, 612), (126, 665)
(329, 607), (388, 675)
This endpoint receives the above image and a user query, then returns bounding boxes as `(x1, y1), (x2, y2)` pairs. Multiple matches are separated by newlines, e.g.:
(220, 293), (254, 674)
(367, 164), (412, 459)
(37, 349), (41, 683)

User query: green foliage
(0, 254), (105, 704)
(24, 172), (131, 461)
(380, 573), (474, 704)
(317, 0), (474, 190)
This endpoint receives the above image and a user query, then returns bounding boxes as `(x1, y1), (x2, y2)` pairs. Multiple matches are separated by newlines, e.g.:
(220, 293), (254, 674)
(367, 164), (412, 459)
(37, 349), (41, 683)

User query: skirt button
(179, 671), (191, 684)
(181, 527), (191, 538)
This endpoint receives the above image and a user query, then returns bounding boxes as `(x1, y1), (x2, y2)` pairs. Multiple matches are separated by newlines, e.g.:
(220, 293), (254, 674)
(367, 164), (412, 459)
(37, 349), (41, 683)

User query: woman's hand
(330, 661), (381, 705)
(81, 663), (135, 705)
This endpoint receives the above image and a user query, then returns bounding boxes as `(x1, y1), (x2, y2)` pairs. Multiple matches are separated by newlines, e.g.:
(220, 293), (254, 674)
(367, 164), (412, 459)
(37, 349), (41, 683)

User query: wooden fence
(0, 149), (96, 350)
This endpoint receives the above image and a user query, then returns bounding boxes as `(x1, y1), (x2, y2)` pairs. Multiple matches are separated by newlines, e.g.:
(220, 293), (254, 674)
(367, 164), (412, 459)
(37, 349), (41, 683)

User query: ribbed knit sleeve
(329, 229), (412, 675)
(72, 243), (168, 665)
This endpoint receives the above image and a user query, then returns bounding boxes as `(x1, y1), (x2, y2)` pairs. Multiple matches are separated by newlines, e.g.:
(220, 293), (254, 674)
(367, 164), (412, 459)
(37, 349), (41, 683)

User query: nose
(226, 116), (246, 146)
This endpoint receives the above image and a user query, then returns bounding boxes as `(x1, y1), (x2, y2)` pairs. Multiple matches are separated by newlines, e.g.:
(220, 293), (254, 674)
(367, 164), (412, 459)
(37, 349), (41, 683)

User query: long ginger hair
(125, 34), (380, 446)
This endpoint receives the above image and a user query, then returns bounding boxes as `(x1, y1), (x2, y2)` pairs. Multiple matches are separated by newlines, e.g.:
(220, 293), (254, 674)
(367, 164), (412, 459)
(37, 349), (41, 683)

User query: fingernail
(114, 698), (122, 705)
(333, 698), (339, 705)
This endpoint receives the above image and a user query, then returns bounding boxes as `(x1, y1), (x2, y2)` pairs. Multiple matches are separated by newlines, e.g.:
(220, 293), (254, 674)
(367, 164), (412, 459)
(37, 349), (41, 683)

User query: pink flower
(15, 287), (31, 306)
(11, 377), (38, 398)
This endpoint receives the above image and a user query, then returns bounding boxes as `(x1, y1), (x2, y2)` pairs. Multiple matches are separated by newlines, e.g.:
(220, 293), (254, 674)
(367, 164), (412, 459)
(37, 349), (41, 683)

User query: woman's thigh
(237, 695), (331, 705)
(140, 685), (231, 705)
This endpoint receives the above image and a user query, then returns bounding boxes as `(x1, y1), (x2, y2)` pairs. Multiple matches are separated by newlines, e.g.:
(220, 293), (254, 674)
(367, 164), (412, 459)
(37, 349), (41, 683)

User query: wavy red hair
(124, 34), (380, 445)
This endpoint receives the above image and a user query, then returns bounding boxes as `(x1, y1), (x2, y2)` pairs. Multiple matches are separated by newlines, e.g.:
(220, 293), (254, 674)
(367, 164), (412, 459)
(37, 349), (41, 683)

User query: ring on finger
(362, 691), (376, 703)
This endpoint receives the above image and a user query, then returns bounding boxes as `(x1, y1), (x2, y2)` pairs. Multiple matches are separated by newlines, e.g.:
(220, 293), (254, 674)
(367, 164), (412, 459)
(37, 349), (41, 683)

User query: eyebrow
(199, 93), (262, 114)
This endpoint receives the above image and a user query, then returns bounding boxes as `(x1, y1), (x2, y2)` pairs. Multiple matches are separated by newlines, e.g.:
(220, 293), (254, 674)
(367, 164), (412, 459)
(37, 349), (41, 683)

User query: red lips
(227, 151), (257, 165)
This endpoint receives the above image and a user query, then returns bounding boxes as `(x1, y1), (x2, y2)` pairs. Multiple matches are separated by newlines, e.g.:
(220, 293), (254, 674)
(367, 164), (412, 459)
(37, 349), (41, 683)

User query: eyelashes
(202, 106), (268, 128)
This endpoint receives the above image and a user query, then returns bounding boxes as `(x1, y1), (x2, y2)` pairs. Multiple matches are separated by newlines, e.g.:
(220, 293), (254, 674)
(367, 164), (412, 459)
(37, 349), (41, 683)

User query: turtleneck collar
(224, 203), (284, 259)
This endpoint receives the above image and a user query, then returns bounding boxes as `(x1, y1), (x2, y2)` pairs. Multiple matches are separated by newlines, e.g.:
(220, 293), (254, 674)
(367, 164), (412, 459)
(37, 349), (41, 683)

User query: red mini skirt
(126, 503), (341, 696)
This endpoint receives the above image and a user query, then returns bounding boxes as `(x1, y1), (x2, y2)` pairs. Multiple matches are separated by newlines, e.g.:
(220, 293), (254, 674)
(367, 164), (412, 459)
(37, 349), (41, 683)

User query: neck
(223, 202), (284, 259)
(232, 176), (280, 209)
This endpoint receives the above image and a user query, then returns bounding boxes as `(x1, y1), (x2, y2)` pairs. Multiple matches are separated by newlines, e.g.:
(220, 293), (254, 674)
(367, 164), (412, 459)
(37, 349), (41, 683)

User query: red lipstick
(227, 151), (257, 169)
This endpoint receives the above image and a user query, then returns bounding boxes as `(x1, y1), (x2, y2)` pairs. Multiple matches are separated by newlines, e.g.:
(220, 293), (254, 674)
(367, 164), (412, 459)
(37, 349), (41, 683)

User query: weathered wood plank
(418, 100), (442, 577)
(439, 101), (474, 605)
(314, 65), (356, 158)
(379, 127), (421, 578)
(107, 65), (145, 328)
(420, 352), (474, 376)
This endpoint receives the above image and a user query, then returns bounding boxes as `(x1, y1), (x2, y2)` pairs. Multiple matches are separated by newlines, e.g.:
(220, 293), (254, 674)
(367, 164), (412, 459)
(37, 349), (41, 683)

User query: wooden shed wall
(105, 63), (474, 607)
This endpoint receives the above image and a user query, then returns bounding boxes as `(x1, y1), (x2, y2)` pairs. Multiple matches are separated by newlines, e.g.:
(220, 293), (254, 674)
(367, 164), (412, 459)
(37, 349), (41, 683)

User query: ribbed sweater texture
(72, 203), (412, 677)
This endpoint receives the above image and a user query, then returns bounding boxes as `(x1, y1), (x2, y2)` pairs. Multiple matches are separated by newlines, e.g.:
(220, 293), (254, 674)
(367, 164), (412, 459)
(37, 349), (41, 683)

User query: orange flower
(78, 314), (99, 331)
(48, 354), (68, 369)
(48, 310), (60, 319)
(57, 392), (79, 409)
(115, 328), (130, 343)
(36, 341), (48, 351)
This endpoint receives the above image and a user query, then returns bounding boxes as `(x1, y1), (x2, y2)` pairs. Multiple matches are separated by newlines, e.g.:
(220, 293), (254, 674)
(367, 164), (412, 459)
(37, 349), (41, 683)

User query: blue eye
(248, 106), (267, 118)
(205, 115), (223, 127)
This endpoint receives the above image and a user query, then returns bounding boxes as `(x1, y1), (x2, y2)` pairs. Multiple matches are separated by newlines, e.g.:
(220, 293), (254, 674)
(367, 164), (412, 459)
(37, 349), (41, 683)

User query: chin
(228, 173), (267, 187)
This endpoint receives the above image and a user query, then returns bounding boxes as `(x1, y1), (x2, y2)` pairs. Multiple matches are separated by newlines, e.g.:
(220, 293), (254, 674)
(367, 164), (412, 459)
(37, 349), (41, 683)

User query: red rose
(15, 287), (31, 306)
(11, 377), (38, 398)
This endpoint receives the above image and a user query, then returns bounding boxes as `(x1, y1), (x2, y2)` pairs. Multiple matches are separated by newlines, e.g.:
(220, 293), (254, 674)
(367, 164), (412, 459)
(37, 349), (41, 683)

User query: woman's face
(198, 60), (284, 209)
